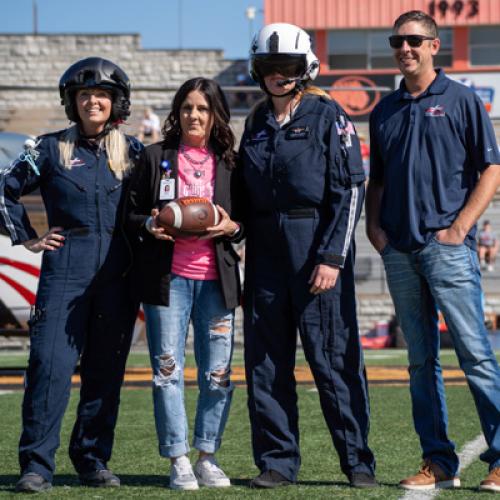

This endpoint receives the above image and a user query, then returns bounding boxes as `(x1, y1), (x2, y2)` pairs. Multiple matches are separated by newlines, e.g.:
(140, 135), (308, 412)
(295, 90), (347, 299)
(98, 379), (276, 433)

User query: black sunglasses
(257, 60), (305, 78)
(389, 34), (435, 49)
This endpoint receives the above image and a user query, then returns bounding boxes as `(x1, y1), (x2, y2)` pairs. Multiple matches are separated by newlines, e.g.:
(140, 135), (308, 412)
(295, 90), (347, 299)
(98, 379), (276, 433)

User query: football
(157, 196), (220, 235)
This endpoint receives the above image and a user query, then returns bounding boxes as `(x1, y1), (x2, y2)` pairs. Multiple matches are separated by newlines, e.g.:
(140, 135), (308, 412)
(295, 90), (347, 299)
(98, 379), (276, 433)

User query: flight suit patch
(285, 126), (309, 140)
(67, 157), (86, 168)
(335, 117), (354, 148)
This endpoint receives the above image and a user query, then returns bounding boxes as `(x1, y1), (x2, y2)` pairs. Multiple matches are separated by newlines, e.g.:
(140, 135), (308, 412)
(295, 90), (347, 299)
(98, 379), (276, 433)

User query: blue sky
(0, 0), (265, 59)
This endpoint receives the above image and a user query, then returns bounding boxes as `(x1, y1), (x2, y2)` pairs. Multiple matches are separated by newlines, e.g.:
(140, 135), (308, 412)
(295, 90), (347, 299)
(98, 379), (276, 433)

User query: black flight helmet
(59, 57), (131, 124)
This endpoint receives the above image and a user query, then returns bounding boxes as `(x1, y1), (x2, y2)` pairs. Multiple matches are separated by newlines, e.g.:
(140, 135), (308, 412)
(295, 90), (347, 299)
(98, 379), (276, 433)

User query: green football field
(1, 347), (499, 369)
(0, 348), (497, 498)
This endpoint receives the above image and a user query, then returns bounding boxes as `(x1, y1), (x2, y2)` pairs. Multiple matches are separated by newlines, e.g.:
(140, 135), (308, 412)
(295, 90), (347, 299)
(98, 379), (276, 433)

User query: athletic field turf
(0, 348), (497, 498)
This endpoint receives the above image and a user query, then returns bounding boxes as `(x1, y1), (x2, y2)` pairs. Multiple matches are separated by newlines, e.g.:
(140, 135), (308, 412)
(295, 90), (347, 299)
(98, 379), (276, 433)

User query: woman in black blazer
(126, 78), (241, 491)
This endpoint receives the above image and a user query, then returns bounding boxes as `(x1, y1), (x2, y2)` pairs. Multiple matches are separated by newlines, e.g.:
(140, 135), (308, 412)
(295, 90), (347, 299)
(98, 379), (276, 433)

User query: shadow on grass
(110, 476), (348, 489)
(458, 486), (487, 494)
(0, 475), (17, 493)
(296, 479), (347, 487)
(0, 474), (403, 492)
(0, 474), (168, 490)
(107, 475), (167, 487)
(299, 479), (403, 490)
(0, 474), (83, 490)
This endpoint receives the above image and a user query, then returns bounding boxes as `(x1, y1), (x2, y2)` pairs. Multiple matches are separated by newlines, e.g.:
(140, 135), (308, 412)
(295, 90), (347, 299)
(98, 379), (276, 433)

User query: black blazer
(126, 139), (241, 309)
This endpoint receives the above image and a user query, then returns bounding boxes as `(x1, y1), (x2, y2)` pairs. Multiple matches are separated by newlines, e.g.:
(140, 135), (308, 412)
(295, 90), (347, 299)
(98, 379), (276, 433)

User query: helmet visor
(74, 68), (124, 89)
(59, 58), (130, 99)
(253, 54), (306, 78)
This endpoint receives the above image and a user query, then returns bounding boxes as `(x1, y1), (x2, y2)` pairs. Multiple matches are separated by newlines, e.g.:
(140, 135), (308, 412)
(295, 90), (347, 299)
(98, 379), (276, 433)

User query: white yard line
(457, 435), (488, 472)
(399, 434), (487, 500)
(364, 350), (407, 359)
(364, 354), (400, 360)
(0, 390), (13, 395)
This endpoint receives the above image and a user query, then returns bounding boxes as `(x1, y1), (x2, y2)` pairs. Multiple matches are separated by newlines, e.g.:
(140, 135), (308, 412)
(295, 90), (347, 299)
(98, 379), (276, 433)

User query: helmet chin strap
(78, 120), (115, 140)
(263, 86), (297, 98)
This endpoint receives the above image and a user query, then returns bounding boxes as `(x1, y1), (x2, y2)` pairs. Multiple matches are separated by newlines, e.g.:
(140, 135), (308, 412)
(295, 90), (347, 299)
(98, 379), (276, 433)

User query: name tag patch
(285, 126), (309, 140)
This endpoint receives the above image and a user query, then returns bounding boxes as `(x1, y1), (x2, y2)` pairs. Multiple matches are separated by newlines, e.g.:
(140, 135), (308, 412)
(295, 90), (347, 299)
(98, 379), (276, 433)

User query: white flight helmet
(250, 23), (320, 89)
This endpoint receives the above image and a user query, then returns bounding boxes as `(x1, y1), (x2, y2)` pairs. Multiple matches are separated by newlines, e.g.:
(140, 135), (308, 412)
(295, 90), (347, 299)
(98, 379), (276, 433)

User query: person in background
(138, 107), (161, 144)
(237, 22), (376, 489)
(366, 10), (500, 493)
(478, 220), (499, 272)
(234, 73), (250, 109)
(358, 133), (370, 178)
(0, 57), (142, 493)
(126, 77), (241, 491)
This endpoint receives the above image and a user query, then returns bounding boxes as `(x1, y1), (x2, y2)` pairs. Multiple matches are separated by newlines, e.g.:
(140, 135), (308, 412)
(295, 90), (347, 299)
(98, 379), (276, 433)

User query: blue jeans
(382, 237), (500, 475)
(143, 275), (235, 458)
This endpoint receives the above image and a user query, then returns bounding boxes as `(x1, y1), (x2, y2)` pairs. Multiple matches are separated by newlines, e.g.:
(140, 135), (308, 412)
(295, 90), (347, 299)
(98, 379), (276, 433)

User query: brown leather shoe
(479, 467), (500, 492)
(399, 460), (460, 490)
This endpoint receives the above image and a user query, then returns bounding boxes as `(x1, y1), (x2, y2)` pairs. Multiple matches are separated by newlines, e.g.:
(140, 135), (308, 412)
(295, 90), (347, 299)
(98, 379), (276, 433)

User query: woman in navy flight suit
(237, 23), (376, 489)
(0, 58), (142, 493)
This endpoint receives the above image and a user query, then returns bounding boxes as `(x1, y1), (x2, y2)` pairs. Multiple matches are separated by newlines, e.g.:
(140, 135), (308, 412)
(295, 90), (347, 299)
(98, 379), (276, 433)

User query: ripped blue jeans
(143, 275), (235, 458)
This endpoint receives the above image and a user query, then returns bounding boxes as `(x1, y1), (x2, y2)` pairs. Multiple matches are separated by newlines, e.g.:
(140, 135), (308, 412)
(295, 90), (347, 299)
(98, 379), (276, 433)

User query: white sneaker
(488, 264), (495, 272)
(194, 456), (231, 487)
(169, 455), (199, 490)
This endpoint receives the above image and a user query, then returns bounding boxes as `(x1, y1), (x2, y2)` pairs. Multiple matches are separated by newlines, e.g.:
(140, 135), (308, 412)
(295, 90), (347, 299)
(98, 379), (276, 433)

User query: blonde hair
(300, 85), (331, 99)
(58, 126), (132, 180)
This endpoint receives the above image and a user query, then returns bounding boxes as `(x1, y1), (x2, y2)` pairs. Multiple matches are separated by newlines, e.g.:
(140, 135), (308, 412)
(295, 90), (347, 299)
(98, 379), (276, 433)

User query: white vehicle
(0, 234), (145, 341)
(0, 132), (145, 339)
(0, 234), (40, 331)
(0, 132), (38, 333)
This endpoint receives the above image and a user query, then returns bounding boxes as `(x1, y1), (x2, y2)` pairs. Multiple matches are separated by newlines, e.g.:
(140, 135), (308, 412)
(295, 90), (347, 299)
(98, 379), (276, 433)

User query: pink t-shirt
(171, 145), (219, 280)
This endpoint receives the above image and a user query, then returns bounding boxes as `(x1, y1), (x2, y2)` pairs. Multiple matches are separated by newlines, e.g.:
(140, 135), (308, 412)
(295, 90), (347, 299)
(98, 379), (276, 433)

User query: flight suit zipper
(95, 149), (102, 273)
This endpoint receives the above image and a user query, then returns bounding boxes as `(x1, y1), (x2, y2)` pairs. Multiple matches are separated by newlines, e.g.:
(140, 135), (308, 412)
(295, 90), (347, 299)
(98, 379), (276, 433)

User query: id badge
(159, 178), (175, 200)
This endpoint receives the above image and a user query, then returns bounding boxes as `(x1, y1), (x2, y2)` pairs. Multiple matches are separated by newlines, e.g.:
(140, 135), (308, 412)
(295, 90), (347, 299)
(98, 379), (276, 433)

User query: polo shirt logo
(425, 105), (446, 117)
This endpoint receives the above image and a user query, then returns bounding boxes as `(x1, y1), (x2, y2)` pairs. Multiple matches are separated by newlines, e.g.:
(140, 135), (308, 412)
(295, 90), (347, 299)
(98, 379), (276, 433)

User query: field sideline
(0, 348), (497, 498)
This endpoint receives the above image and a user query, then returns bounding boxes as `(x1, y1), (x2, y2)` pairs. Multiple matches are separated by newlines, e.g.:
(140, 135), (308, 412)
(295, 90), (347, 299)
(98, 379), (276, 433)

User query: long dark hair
(162, 77), (235, 167)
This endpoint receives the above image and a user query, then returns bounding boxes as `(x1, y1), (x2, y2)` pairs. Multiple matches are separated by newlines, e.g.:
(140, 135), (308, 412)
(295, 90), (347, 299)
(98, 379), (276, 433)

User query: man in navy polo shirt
(366, 10), (500, 493)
